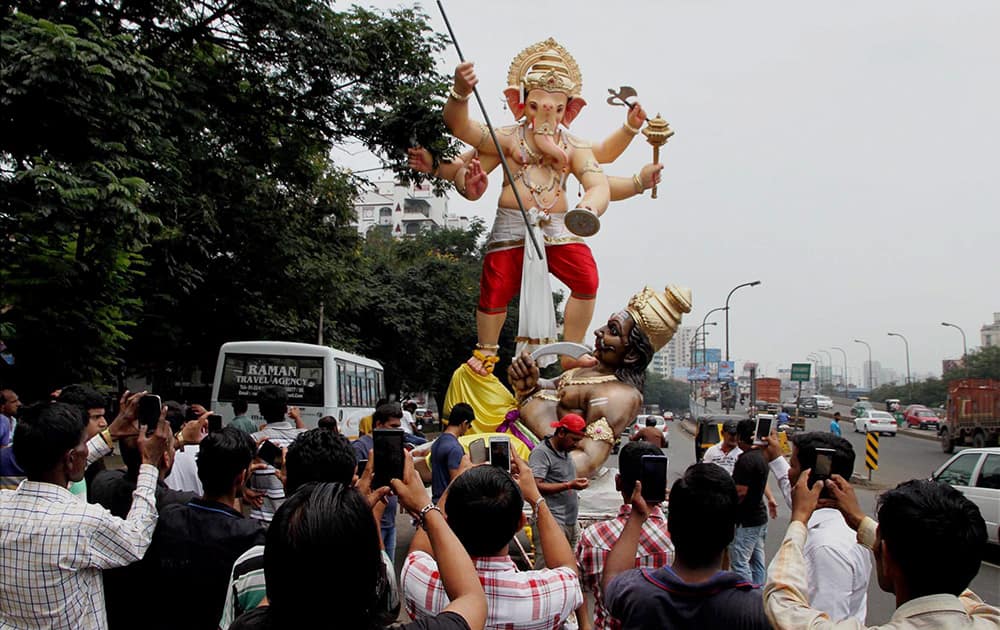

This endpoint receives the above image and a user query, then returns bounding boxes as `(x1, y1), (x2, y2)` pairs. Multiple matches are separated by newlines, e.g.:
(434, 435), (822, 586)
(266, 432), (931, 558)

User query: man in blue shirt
(352, 402), (403, 559)
(829, 412), (842, 436)
(776, 409), (790, 429)
(430, 403), (473, 503)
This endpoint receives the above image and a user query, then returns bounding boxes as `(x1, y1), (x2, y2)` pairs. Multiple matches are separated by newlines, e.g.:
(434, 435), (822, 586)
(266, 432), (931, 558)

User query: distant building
(351, 180), (469, 237)
(651, 325), (695, 380)
(982, 313), (1000, 348)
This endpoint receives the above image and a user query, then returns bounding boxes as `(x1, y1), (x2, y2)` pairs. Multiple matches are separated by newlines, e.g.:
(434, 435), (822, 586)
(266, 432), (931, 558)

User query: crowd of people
(0, 384), (997, 630)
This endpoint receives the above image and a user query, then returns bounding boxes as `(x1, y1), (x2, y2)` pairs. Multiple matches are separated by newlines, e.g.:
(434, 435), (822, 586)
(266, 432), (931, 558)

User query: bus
(210, 341), (384, 438)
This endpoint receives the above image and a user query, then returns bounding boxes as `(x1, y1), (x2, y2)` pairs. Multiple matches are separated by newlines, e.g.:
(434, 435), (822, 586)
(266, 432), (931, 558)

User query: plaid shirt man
(576, 504), (674, 630)
(0, 431), (158, 630)
(402, 551), (582, 630)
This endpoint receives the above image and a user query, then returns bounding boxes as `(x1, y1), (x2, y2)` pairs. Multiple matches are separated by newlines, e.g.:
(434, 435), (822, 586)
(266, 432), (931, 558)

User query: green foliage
(869, 346), (1000, 407)
(0, 1), (457, 397)
(643, 371), (691, 412)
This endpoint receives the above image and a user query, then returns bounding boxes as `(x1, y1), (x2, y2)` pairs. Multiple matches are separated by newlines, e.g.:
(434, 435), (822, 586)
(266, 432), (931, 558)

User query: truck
(754, 377), (782, 412)
(939, 379), (1000, 453)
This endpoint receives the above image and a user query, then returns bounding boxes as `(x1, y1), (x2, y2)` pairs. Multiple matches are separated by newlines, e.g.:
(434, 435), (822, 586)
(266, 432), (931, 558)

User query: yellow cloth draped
(443, 363), (518, 435)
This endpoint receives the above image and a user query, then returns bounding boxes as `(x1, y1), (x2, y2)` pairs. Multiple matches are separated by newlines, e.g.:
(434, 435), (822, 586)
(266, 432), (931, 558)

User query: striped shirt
(0, 462), (159, 630)
(576, 504), (674, 630)
(248, 422), (303, 523)
(219, 545), (400, 629)
(402, 551), (581, 630)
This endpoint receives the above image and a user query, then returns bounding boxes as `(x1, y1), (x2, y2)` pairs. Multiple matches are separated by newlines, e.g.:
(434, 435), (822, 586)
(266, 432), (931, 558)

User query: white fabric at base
(515, 207), (557, 368)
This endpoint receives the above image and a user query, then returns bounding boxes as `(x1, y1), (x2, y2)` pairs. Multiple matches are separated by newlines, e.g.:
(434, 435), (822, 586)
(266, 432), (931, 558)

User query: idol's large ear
(562, 97), (587, 127)
(503, 87), (526, 120)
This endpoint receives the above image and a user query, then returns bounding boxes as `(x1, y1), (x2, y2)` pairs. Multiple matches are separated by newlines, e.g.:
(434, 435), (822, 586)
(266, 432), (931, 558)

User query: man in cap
(528, 413), (590, 569)
(702, 421), (742, 475)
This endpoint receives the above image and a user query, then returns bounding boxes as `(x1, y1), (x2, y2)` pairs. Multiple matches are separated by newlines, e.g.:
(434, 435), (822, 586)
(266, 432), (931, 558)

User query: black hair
(284, 428), (356, 494)
(118, 435), (143, 479)
(445, 466), (523, 557)
(257, 386), (288, 424)
(12, 402), (88, 478)
(196, 426), (255, 497)
(736, 419), (756, 444)
(645, 416), (656, 427)
(317, 416), (339, 432)
(57, 384), (105, 411)
(877, 479), (986, 598)
(617, 318), (654, 390)
(403, 401), (418, 413)
(233, 398), (249, 415)
(264, 483), (389, 629)
(448, 402), (474, 427)
(618, 441), (664, 498)
(372, 402), (402, 427)
(164, 400), (186, 434)
(667, 463), (738, 567)
(791, 432), (855, 479)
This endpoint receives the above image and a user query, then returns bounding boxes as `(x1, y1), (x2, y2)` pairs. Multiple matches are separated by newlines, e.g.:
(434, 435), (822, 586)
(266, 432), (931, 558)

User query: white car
(854, 410), (898, 436)
(932, 448), (1000, 545)
(813, 395), (834, 410)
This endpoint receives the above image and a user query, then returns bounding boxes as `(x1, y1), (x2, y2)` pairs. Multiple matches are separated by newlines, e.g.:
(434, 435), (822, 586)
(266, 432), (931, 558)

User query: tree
(643, 371), (691, 413)
(1, 1), (455, 397)
(869, 346), (1000, 408)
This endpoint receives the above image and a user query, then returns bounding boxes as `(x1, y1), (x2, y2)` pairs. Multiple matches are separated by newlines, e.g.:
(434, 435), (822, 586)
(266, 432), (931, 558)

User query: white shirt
(400, 410), (416, 435)
(164, 444), (203, 495)
(769, 456), (872, 622)
(702, 443), (742, 475)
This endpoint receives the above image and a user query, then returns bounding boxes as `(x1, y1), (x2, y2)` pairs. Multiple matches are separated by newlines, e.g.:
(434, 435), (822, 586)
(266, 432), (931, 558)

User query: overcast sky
(350, 0), (999, 381)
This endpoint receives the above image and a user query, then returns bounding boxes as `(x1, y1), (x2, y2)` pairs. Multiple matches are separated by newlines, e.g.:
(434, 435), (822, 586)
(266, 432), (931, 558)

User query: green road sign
(791, 363), (812, 382)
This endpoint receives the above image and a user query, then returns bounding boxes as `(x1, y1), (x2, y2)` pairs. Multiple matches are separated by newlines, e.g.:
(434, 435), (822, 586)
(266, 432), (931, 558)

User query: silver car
(932, 448), (1000, 545)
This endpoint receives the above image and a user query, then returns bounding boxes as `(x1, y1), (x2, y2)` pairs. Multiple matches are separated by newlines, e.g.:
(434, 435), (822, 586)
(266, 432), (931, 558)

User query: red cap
(551, 413), (586, 435)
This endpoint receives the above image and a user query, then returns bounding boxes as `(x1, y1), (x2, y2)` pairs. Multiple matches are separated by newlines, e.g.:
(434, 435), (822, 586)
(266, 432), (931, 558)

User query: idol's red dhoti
(477, 208), (599, 314)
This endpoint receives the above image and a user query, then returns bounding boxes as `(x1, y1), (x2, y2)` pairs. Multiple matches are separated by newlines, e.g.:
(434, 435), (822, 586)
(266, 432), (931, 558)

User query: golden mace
(642, 114), (674, 199)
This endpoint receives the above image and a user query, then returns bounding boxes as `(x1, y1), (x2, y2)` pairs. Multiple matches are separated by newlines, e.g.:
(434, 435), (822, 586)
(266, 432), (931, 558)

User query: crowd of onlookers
(0, 384), (997, 630)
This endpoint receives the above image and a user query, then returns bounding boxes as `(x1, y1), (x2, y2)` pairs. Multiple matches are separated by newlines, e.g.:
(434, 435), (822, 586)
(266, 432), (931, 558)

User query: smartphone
(207, 413), (223, 432)
(356, 458), (368, 478)
(258, 440), (282, 468)
(137, 394), (162, 435)
(640, 454), (668, 503)
(488, 437), (511, 472)
(754, 416), (772, 445)
(809, 447), (836, 489)
(469, 438), (487, 465)
(373, 428), (405, 489)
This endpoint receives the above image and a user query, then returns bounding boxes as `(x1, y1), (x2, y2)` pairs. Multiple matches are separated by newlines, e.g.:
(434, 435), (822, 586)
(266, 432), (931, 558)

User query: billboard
(672, 367), (691, 381)
(692, 348), (722, 365)
(718, 361), (735, 381)
(688, 367), (710, 381)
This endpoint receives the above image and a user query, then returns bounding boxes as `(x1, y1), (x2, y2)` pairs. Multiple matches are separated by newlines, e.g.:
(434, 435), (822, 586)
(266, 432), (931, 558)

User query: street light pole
(854, 339), (873, 390)
(701, 307), (727, 367)
(691, 322), (717, 366)
(808, 353), (822, 390)
(818, 349), (833, 393)
(832, 346), (849, 397)
(724, 281), (761, 362)
(887, 332), (912, 400)
(941, 322), (968, 364)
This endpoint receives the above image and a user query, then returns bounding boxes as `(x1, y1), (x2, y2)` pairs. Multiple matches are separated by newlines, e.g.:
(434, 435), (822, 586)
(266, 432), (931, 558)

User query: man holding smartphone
(577, 442), (674, 630)
(352, 402), (404, 558)
(762, 431), (871, 622)
(529, 414), (590, 570)
(248, 386), (304, 525)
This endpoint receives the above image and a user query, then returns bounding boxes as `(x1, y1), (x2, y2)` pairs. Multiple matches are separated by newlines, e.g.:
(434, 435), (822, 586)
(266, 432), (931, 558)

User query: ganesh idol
(414, 39), (664, 380)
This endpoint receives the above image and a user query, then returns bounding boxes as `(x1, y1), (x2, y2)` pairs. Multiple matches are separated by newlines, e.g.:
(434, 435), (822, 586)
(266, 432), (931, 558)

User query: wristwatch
(529, 496), (546, 525)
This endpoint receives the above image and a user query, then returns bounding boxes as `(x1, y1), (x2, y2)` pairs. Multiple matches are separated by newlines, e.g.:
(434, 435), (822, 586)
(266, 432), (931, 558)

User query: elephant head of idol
(503, 38), (586, 170)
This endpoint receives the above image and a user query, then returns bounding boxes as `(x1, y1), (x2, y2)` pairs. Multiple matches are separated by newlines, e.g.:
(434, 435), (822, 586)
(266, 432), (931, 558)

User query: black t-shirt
(732, 449), (768, 527)
(231, 607), (471, 630)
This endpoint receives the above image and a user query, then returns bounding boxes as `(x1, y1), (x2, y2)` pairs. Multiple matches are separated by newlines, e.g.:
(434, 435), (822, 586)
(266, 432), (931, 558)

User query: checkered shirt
(402, 551), (582, 630)
(576, 504), (674, 630)
(0, 462), (159, 630)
